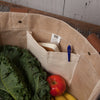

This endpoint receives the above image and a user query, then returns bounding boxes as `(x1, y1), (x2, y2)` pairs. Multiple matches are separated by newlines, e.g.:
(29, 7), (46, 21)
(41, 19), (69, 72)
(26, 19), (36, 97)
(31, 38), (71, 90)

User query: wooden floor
(0, 1), (100, 38)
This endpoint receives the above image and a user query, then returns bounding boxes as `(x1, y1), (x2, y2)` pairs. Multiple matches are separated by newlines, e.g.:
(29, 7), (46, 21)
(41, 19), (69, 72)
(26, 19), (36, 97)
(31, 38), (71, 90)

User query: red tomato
(47, 75), (66, 96)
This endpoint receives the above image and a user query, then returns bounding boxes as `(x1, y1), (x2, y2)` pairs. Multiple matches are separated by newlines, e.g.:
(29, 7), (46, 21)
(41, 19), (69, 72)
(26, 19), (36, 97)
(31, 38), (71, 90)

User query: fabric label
(50, 33), (61, 44)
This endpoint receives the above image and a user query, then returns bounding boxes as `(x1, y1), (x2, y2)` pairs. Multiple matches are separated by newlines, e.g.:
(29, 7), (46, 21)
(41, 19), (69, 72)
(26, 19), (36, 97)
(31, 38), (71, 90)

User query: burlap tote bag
(0, 12), (100, 100)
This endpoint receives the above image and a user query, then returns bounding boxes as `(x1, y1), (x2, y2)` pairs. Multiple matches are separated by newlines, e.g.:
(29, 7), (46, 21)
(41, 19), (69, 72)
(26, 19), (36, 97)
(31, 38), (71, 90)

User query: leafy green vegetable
(0, 56), (31, 100)
(0, 45), (50, 100)
(0, 78), (5, 91)
(19, 49), (50, 100)
(0, 89), (14, 100)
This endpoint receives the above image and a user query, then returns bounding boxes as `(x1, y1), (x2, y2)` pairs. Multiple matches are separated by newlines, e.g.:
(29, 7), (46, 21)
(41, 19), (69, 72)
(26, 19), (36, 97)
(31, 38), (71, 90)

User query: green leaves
(0, 89), (14, 100)
(0, 56), (31, 100)
(19, 49), (50, 100)
(0, 45), (50, 100)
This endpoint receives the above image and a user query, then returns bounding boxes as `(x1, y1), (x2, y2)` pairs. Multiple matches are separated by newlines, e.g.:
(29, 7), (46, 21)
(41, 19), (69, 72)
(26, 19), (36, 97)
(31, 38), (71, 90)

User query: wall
(2, 0), (100, 25)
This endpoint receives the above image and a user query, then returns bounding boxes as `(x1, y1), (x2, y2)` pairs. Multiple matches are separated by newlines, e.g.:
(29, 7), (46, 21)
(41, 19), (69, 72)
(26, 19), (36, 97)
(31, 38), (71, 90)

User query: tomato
(47, 75), (66, 96)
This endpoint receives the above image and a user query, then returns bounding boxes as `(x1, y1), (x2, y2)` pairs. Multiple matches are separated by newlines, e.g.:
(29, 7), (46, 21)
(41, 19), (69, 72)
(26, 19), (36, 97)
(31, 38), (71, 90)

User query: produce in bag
(0, 45), (51, 100)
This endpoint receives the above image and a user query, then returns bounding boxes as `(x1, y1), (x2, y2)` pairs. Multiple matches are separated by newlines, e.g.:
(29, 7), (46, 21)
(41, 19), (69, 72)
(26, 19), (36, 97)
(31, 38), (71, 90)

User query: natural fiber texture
(0, 12), (100, 100)
(27, 32), (80, 85)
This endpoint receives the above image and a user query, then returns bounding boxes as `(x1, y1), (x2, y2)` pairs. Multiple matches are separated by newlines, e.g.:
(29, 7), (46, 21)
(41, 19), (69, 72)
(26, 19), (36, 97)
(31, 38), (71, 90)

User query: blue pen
(67, 45), (71, 62)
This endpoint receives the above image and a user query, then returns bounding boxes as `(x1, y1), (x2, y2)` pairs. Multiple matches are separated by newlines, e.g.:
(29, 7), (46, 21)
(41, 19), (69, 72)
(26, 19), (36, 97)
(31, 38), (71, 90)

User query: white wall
(64, 0), (100, 26)
(2, 0), (64, 15)
(2, 0), (100, 25)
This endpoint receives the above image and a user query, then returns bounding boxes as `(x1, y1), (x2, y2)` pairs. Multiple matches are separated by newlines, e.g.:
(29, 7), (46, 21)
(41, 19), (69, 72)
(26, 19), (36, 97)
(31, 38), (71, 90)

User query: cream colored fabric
(0, 12), (100, 100)
(27, 32), (80, 85)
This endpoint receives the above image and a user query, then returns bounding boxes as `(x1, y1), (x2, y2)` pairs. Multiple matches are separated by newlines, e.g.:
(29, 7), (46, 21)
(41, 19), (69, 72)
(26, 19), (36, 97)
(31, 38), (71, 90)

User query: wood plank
(0, 1), (100, 37)
(10, 7), (28, 13)
(87, 33), (100, 53)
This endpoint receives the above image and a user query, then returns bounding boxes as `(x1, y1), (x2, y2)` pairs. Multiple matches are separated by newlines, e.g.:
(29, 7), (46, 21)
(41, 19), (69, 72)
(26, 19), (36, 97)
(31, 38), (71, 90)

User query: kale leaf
(0, 45), (50, 100)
